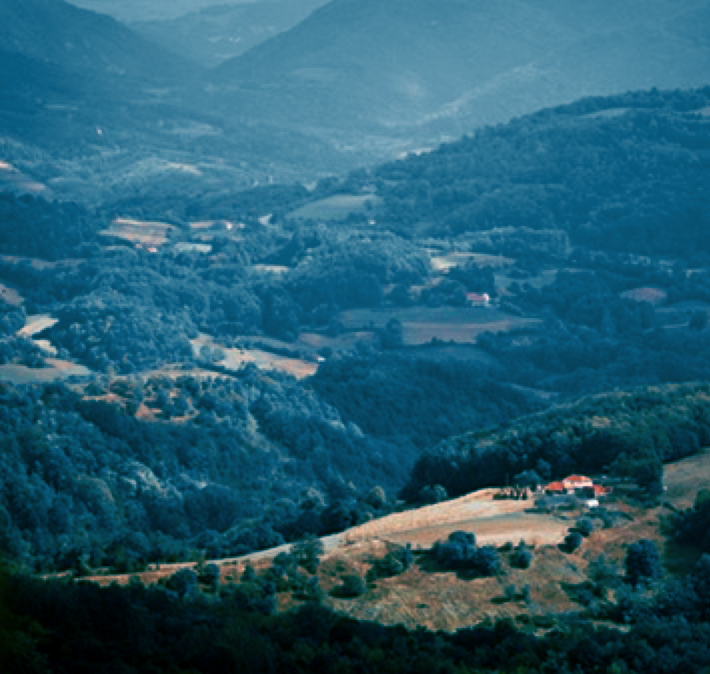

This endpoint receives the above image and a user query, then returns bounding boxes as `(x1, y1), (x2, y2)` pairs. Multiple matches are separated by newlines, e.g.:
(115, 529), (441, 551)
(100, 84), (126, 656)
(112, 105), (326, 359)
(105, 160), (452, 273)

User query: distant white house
(466, 292), (491, 307)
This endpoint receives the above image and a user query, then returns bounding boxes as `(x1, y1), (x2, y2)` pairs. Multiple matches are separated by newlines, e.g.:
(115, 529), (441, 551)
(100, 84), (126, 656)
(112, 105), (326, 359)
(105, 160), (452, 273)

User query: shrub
(576, 518), (595, 537)
(167, 568), (198, 596)
(565, 532), (584, 553)
(511, 546), (533, 570)
(333, 574), (366, 598)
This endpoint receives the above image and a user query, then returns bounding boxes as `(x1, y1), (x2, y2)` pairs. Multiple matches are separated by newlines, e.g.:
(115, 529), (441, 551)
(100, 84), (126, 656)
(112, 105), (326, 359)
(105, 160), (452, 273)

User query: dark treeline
(2, 551), (710, 674)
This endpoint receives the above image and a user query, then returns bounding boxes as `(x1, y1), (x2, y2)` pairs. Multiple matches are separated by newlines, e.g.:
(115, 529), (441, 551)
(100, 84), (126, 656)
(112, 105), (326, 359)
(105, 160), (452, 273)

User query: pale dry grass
(19, 314), (58, 337)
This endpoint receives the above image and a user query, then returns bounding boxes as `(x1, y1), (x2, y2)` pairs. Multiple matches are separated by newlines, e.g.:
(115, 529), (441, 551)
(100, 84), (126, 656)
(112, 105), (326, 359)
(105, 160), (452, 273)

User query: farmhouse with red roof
(545, 475), (612, 499)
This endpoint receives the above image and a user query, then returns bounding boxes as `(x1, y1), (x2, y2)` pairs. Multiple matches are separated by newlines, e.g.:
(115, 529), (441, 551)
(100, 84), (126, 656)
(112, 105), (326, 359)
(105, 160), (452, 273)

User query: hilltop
(0, 0), (199, 82)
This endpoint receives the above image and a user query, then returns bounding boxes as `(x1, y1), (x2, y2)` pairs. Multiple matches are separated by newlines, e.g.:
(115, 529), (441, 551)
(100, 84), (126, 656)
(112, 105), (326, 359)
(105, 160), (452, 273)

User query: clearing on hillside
(192, 336), (318, 379)
(288, 194), (382, 221)
(99, 218), (175, 247)
(338, 306), (542, 346)
(19, 314), (58, 338)
(0, 282), (22, 305)
(0, 359), (91, 385)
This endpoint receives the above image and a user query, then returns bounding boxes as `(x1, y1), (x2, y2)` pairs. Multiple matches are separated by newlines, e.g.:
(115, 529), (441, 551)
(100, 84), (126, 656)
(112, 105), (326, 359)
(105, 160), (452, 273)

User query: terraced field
(99, 217), (175, 247)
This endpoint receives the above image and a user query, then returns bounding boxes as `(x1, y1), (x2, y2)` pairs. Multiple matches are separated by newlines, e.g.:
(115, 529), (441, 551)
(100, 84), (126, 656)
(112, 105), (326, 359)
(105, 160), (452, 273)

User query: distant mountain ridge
(210, 0), (710, 138)
(131, 0), (327, 68)
(0, 0), (199, 81)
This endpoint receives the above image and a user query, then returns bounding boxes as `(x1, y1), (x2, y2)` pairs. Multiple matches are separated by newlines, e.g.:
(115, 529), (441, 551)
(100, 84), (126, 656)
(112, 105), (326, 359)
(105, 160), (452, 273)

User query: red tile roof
(546, 482), (565, 492)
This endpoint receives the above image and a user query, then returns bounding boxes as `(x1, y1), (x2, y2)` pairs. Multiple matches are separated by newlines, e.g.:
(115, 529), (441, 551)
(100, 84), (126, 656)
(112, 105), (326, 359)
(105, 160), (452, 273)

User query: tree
(292, 535), (325, 574)
(511, 544), (533, 570)
(381, 319), (403, 349)
(576, 518), (595, 537)
(565, 532), (583, 553)
(418, 484), (448, 504)
(198, 563), (221, 587)
(473, 547), (501, 576)
(625, 540), (663, 587)
(166, 568), (198, 596)
(333, 574), (366, 598)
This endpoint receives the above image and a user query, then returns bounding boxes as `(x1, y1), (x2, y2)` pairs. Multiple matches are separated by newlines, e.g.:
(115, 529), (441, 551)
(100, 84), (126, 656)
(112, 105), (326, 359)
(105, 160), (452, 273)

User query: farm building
(545, 475), (612, 499)
(466, 293), (491, 306)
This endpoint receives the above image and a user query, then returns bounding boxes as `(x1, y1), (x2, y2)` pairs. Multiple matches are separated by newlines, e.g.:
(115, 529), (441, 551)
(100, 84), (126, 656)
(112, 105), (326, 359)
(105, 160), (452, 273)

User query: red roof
(564, 475), (592, 483)
(546, 482), (565, 492)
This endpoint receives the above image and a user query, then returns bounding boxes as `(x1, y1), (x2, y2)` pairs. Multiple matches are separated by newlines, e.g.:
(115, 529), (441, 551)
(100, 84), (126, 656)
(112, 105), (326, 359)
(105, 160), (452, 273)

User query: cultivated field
(99, 217), (175, 247)
(288, 195), (382, 221)
(338, 306), (542, 346)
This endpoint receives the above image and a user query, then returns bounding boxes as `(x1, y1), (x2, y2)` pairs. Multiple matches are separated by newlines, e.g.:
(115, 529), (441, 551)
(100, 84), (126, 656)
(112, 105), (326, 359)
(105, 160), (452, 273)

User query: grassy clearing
(0, 161), (49, 196)
(19, 314), (58, 338)
(430, 252), (515, 272)
(339, 306), (542, 346)
(0, 282), (22, 305)
(620, 287), (668, 305)
(0, 358), (91, 384)
(0, 255), (83, 270)
(193, 336), (318, 379)
(288, 194), (382, 221)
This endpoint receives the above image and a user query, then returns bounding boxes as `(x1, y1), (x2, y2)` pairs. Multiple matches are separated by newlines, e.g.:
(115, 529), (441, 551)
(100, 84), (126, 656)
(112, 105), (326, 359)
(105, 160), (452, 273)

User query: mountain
(131, 0), (328, 68)
(210, 0), (710, 140)
(67, 0), (249, 23)
(0, 0), (199, 82)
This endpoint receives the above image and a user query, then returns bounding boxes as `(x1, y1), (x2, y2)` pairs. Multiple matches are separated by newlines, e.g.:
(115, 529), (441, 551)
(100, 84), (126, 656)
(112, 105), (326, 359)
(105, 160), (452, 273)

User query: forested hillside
(0, 0), (198, 81)
(370, 88), (710, 253)
(404, 383), (710, 501)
